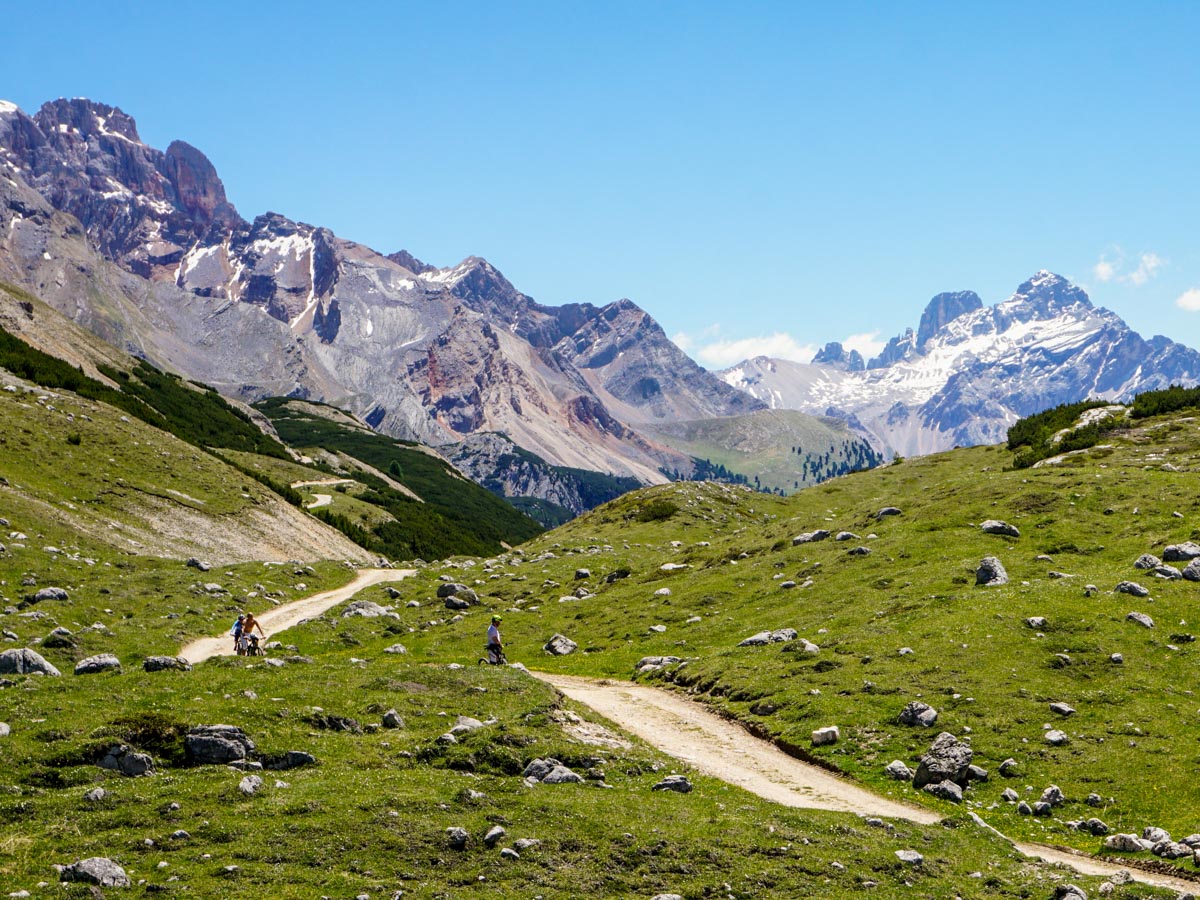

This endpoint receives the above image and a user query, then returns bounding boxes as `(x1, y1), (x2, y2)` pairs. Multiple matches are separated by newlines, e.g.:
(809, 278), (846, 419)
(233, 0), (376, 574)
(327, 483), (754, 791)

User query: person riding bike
(484, 615), (504, 665)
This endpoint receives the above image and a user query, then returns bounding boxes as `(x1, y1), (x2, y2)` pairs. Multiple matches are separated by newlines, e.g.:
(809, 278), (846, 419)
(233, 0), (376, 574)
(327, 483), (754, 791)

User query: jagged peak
(386, 249), (434, 274)
(34, 98), (141, 143)
(0, 100), (19, 116)
(1009, 270), (1093, 313)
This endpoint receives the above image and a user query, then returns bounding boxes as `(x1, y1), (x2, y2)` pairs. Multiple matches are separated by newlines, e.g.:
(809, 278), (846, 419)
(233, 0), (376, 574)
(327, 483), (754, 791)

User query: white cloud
(842, 331), (886, 360)
(1093, 258), (1116, 283)
(1176, 288), (1200, 312)
(691, 332), (818, 368)
(1127, 252), (1165, 286)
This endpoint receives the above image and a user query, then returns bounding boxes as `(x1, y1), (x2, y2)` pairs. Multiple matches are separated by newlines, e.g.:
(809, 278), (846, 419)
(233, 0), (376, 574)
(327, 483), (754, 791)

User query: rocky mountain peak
(1008, 270), (1093, 317)
(35, 98), (141, 144)
(387, 249), (435, 274)
(164, 140), (241, 230)
(916, 290), (982, 349)
(812, 341), (865, 371)
(868, 328), (917, 369)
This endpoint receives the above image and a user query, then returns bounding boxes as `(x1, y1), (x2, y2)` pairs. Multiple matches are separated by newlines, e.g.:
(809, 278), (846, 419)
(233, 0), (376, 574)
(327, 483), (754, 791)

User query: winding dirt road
(534, 672), (1200, 894)
(179, 568), (414, 664)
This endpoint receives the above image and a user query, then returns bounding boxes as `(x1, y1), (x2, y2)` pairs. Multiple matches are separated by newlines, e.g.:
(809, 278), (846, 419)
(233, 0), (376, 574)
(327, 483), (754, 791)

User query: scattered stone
(99, 744), (154, 777)
(1163, 542), (1200, 562)
(811, 726), (839, 746)
(981, 520), (1020, 537)
(1053, 885), (1087, 900)
(792, 530), (830, 545)
(543, 634), (578, 656)
(835, 531), (859, 541)
(895, 849), (924, 865)
(884, 760), (913, 781)
(1110, 653), (1124, 664)
(1017, 801), (1032, 815)
(1084, 818), (1109, 836)
(1044, 729), (1069, 746)
(1033, 801), (1053, 816)
(143, 656), (192, 672)
(186, 558), (211, 572)
(1103, 833), (1143, 852)
(923, 780), (963, 803)
(1001, 788), (1019, 802)
(446, 827), (470, 850)
(848, 546), (871, 556)
(966, 764), (988, 782)
(898, 646), (914, 656)
(1183, 559), (1200, 583)
(976, 557), (1008, 586)
(1115, 581), (1150, 597)
(738, 628), (798, 647)
(635, 655), (684, 674)
(436, 582), (469, 598)
(382, 643), (408, 655)
(1126, 611), (1155, 629)
(913, 732), (972, 789)
(1040, 784), (1065, 806)
(659, 563), (690, 572)
(1050, 702), (1076, 717)
(1026, 617), (1048, 629)
(1143, 826), (1171, 843)
(382, 709), (404, 729)
(59, 858), (130, 887)
(876, 507), (902, 519)
(0, 648), (61, 676)
(84, 787), (107, 803)
(499, 847), (520, 861)
(343, 599), (400, 618)
(238, 774), (263, 796)
(898, 700), (938, 727)
(1153, 564), (1182, 580)
(1134, 553), (1161, 570)
(513, 838), (541, 852)
(484, 825), (506, 847)
(523, 758), (583, 784)
(185, 725), (256, 765)
(652, 775), (693, 793)
(263, 751), (316, 770)
(574, 568), (591, 580)
(203, 583), (226, 594)
(74, 653), (121, 676)
(30, 587), (68, 603)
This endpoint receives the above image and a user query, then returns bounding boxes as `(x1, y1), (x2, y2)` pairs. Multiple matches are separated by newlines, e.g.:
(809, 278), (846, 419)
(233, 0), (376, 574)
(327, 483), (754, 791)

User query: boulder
(522, 758), (562, 781)
(574, 568), (591, 580)
(835, 531), (859, 541)
(450, 716), (485, 735)
(1183, 559), (1200, 583)
(884, 760), (913, 781)
(1153, 564), (1182, 580)
(1115, 581), (1149, 597)
(811, 726), (839, 746)
(74, 653), (121, 675)
(59, 857), (130, 887)
(1044, 729), (1069, 746)
(1040, 784), (1065, 806)
(446, 827), (470, 850)
(1133, 553), (1161, 570)
(238, 774), (263, 796)
(652, 775), (693, 793)
(84, 787), (107, 803)
(1126, 611), (1155, 628)
(382, 709), (404, 729)
(848, 546), (871, 556)
(31, 587), (69, 603)
(185, 725), (256, 765)
(898, 701), (938, 727)
(383, 643), (408, 654)
(143, 655), (192, 672)
(738, 628), (797, 647)
(1026, 616), (1048, 629)
(1053, 886), (1087, 900)
(264, 751), (317, 770)
(0, 648), (61, 676)
(1001, 788), (1019, 802)
(436, 582), (468, 598)
(876, 507), (902, 519)
(913, 732), (972, 789)
(541, 766), (584, 785)
(981, 520), (1020, 537)
(186, 558), (211, 572)
(484, 825), (506, 847)
(543, 634), (578, 656)
(1103, 833), (1143, 852)
(0, 722), (9, 737)
(1049, 702), (1076, 717)
(1163, 541), (1200, 562)
(99, 744), (154, 777)
(444, 594), (471, 611)
(922, 780), (962, 803)
(975, 557), (1008, 586)
(998, 758), (1018, 777)
(342, 599), (400, 618)
(792, 530), (830, 545)
(894, 850), (923, 865)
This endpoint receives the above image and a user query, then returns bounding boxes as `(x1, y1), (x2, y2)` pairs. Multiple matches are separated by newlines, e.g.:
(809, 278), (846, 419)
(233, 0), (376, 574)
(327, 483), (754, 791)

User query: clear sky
(3, 1), (1198, 367)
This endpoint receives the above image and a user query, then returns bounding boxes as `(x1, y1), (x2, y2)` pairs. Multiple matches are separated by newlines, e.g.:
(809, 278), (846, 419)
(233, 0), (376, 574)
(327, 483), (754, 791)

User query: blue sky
(3, 1), (1198, 367)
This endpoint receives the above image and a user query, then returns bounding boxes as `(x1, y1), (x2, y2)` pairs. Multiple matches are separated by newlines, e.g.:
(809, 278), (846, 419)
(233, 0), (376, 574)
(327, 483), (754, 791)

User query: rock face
(913, 732), (972, 789)
(720, 271), (1200, 457)
(0, 647), (61, 676)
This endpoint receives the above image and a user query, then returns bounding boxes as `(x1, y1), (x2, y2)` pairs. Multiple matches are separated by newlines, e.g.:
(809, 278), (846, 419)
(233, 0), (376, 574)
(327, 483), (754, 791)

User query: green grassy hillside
(386, 401), (1200, 861)
(642, 408), (884, 494)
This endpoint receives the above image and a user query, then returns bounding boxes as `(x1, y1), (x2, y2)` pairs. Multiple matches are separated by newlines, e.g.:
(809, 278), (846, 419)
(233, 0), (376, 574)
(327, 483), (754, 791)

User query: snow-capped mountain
(722, 271), (1200, 457)
(0, 97), (771, 494)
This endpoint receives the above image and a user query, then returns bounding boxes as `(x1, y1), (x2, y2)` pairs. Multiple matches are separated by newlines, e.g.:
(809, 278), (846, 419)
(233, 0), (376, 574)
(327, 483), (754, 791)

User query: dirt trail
(306, 494), (333, 509)
(179, 568), (415, 664)
(535, 672), (1199, 894)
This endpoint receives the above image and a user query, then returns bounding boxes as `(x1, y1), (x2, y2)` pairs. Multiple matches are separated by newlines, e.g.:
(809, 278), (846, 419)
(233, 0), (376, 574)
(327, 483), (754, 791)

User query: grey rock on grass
(238, 774), (263, 795)
(383, 643), (408, 654)
(74, 653), (121, 675)
(913, 732), (972, 788)
(975, 557), (1008, 586)
(0, 647), (61, 676)
(652, 775), (693, 793)
(446, 827), (470, 850)
(99, 744), (154, 777)
(884, 760), (913, 780)
(1115, 580), (1150, 597)
(499, 847), (520, 860)
(1044, 729), (1069, 746)
(543, 634), (578, 656)
(792, 530), (830, 545)
(876, 507), (903, 518)
(738, 628), (798, 647)
(31, 586), (68, 603)
(382, 709), (404, 729)
(1133, 553), (1161, 569)
(1049, 702), (1076, 716)
(980, 520), (1020, 537)
(484, 825), (506, 847)
(895, 849), (923, 865)
(143, 655), (192, 672)
(1104, 833), (1142, 851)
(1053, 885), (1087, 900)
(1184, 559), (1200, 582)
(343, 599), (399, 618)
(923, 780), (963, 803)
(186, 725), (256, 764)
(811, 726), (839, 746)
(1163, 541), (1200, 562)
(59, 857), (130, 887)
(0, 722), (9, 737)
(1040, 784), (1065, 805)
(1126, 611), (1155, 628)
(898, 701), (938, 727)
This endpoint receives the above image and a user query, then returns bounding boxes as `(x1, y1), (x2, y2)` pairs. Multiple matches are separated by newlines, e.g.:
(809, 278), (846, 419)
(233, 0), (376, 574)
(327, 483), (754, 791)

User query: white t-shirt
(487, 623), (501, 644)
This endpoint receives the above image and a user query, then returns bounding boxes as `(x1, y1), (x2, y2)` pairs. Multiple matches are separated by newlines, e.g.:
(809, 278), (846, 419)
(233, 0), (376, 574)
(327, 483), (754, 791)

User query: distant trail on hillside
(535, 672), (1200, 894)
(179, 568), (414, 664)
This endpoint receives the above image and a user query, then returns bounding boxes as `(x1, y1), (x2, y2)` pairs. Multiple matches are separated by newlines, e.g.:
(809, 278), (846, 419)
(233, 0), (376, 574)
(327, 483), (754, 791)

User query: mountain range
(0, 97), (880, 509)
(721, 271), (1200, 456)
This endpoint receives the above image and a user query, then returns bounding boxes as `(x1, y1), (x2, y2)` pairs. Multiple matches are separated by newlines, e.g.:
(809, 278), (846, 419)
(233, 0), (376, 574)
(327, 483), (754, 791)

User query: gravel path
(535, 671), (1200, 894)
(179, 568), (415, 664)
